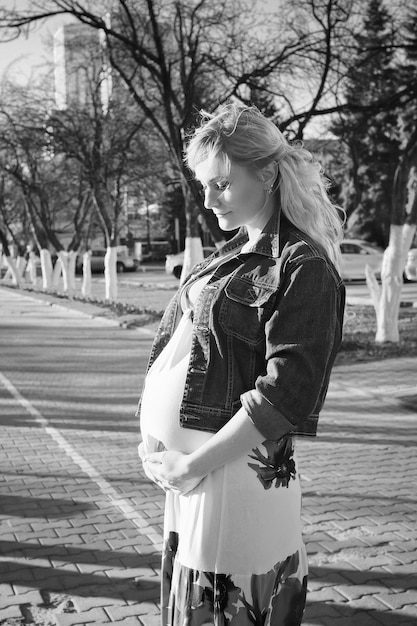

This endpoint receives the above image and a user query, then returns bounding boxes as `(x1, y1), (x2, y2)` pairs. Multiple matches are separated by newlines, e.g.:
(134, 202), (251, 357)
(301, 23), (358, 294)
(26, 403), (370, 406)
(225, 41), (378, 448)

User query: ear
(260, 162), (278, 190)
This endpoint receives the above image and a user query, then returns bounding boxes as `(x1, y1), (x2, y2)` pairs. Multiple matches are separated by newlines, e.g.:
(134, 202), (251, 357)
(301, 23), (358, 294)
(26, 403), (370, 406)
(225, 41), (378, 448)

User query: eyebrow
(197, 175), (228, 185)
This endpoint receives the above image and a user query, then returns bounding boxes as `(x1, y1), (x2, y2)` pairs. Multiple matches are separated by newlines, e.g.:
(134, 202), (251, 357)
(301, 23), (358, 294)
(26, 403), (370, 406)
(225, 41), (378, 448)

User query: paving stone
(303, 601), (346, 618)
(333, 583), (394, 602)
(322, 613), (381, 626)
(56, 525), (98, 537)
(0, 603), (23, 620)
(55, 607), (110, 625)
(304, 586), (348, 604)
(346, 595), (391, 612)
(72, 594), (126, 612)
(0, 589), (43, 609)
(0, 566), (35, 585)
(373, 608), (417, 624)
(377, 589), (417, 610)
(106, 603), (157, 620)
(138, 614), (161, 626)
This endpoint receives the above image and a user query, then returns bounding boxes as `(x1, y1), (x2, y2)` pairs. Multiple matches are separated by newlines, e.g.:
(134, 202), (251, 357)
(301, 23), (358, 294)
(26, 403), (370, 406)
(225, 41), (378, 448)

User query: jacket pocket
(219, 277), (276, 345)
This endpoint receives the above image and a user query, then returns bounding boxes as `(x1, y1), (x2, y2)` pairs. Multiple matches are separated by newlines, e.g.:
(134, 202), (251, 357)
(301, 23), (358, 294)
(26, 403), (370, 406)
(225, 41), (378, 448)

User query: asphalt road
(114, 266), (417, 306)
(0, 288), (153, 510)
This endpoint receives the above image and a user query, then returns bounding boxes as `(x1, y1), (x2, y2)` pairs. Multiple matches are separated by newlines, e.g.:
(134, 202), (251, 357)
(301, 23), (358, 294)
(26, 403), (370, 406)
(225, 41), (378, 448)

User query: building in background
(53, 23), (111, 111)
(52, 19), (169, 254)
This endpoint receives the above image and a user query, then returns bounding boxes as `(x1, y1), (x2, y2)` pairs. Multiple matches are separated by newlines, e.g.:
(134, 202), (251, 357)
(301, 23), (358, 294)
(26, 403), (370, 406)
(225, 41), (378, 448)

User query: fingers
(144, 451), (166, 464)
(138, 442), (146, 460)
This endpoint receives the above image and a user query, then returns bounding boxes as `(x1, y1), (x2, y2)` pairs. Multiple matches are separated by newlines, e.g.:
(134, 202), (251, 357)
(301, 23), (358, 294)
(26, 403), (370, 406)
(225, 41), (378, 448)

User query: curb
(0, 286), (158, 336)
(346, 296), (416, 307)
(38, 296), (159, 337)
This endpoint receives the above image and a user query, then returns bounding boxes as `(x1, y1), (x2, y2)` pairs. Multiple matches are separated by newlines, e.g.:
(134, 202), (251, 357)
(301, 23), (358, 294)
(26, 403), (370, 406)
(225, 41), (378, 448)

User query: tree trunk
(52, 260), (62, 291)
(104, 246), (118, 300)
(81, 251), (92, 297)
(40, 249), (54, 289)
(53, 250), (78, 293)
(366, 223), (416, 343)
(26, 251), (39, 287)
(180, 237), (204, 284)
(3, 256), (22, 286)
(55, 251), (71, 293)
(67, 251), (78, 292)
(16, 256), (27, 282)
(180, 193), (204, 283)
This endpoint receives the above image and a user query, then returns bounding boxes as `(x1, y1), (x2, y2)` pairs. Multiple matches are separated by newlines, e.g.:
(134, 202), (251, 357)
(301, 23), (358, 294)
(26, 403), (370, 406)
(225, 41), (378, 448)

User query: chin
(217, 217), (240, 231)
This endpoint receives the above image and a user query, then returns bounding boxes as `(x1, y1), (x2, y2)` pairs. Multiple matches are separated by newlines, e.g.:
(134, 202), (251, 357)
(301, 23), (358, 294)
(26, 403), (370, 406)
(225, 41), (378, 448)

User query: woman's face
(194, 158), (275, 233)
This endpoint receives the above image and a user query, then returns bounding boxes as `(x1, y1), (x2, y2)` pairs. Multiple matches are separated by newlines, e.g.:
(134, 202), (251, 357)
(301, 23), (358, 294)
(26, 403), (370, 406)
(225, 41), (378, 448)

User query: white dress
(140, 267), (308, 626)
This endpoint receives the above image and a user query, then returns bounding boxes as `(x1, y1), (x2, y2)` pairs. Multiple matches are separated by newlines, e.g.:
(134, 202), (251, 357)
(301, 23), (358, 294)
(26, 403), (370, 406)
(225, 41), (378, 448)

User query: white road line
(0, 371), (163, 541)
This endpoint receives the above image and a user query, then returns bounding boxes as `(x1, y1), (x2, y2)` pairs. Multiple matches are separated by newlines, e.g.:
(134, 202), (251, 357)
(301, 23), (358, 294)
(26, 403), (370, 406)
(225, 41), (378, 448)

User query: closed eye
(215, 180), (230, 191)
(197, 179), (230, 196)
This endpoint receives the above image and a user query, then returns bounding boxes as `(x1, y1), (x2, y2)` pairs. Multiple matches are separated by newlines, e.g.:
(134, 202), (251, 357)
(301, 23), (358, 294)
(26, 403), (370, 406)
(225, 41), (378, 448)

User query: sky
(0, 0), (325, 135)
(0, 0), (280, 83)
(0, 0), (72, 82)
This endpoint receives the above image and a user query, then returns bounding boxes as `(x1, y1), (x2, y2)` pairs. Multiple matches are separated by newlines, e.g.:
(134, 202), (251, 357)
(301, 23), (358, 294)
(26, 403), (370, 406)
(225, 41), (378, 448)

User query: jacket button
(189, 366), (205, 374)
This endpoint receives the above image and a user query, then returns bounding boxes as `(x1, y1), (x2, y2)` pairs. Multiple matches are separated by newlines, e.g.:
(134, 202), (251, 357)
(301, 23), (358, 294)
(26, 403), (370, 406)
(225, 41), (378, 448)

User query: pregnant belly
(140, 363), (212, 455)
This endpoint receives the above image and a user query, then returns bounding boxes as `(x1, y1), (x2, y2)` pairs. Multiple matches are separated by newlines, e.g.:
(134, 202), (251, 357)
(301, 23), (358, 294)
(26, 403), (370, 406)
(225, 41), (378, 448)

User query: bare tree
(0, 182), (25, 286)
(0, 84), (95, 292)
(48, 76), (164, 299)
(0, 0), (355, 276)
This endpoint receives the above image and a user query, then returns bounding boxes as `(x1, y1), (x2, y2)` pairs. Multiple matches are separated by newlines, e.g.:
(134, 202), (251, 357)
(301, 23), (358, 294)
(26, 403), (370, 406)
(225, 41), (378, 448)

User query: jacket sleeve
(241, 257), (344, 441)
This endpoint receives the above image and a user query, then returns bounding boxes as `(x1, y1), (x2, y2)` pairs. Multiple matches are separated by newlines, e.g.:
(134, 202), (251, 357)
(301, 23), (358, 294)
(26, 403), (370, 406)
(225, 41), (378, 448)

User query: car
(76, 249), (139, 274)
(138, 241), (171, 262)
(167, 240), (387, 282)
(339, 239), (384, 281)
(405, 248), (417, 282)
(165, 247), (216, 278)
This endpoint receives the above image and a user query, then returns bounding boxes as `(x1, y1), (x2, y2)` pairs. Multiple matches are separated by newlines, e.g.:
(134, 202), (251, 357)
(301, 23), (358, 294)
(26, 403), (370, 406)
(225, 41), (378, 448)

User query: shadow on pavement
(1, 538), (160, 602)
(0, 539), (414, 624)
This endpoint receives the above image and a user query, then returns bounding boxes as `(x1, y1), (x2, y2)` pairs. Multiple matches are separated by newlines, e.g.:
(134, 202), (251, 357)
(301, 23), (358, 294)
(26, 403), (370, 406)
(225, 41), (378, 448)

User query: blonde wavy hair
(185, 103), (344, 270)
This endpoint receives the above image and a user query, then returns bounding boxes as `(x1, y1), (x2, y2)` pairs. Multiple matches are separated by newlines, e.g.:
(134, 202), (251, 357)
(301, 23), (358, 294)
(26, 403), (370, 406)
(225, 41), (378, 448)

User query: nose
(204, 187), (221, 210)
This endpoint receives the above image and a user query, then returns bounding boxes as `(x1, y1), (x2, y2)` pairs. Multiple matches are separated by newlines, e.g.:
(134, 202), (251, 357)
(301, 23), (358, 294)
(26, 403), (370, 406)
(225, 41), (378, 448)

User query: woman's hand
(140, 449), (205, 495)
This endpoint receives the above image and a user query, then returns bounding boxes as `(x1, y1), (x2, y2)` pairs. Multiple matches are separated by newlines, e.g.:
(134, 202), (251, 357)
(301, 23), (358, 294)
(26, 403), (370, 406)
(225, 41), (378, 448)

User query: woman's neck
(246, 224), (264, 245)
(245, 195), (278, 245)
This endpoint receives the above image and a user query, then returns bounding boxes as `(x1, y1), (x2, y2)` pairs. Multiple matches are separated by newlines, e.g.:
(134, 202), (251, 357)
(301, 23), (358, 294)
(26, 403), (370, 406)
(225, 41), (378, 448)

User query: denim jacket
(139, 213), (345, 441)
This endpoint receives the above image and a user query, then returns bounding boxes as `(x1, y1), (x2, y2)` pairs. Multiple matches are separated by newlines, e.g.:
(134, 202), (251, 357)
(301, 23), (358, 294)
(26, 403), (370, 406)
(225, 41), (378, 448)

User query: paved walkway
(0, 287), (416, 625)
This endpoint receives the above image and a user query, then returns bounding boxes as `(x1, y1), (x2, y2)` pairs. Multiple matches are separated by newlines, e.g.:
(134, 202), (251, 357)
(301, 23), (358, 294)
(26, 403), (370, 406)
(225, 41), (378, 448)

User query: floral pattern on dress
(161, 531), (307, 626)
(248, 437), (296, 489)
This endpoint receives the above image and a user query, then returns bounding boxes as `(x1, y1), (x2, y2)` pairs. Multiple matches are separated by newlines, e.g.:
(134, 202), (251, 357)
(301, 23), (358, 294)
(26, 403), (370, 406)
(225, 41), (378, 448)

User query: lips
(213, 211), (231, 217)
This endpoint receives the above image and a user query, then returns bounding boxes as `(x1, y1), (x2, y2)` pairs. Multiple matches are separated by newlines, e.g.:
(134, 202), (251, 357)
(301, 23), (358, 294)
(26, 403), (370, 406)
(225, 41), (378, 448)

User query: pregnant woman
(138, 103), (345, 626)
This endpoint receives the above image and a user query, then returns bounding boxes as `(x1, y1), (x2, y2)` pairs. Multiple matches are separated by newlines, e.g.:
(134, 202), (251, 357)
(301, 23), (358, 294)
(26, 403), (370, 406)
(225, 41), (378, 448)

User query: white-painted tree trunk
(16, 256), (27, 281)
(52, 258), (62, 291)
(26, 251), (39, 287)
(81, 251), (92, 298)
(54, 250), (77, 293)
(3, 256), (22, 286)
(40, 249), (53, 289)
(67, 251), (77, 292)
(366, 223), (416, 343)
(104, 246), (118, 300)
(180, 237), (205, 284)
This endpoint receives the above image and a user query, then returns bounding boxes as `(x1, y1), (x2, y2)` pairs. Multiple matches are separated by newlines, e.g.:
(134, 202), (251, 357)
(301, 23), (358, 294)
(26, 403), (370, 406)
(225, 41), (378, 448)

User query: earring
(267, 184), (274, 194)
